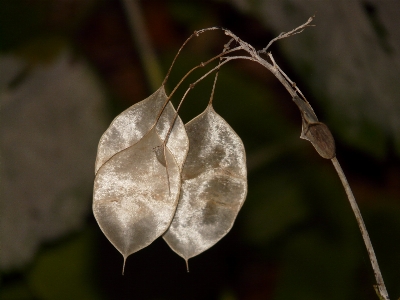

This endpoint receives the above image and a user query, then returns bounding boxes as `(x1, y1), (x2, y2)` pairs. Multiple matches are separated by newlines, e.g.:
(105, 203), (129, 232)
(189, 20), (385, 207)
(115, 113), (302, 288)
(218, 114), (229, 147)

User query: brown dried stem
(162, 27), (223, 86)
(162, 55), (254, 146)
(332, 158), (389, 300)
(258, 15), (315, 54)
(155, 18), (391, 298)
(155, 46), (244, 126)
(258, 20), (389, 300)
(178, 17), (390, 300)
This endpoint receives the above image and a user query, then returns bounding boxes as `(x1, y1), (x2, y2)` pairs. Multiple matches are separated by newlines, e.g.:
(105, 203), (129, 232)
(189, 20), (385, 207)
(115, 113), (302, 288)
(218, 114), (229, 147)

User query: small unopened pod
(293, 95), (336, 159)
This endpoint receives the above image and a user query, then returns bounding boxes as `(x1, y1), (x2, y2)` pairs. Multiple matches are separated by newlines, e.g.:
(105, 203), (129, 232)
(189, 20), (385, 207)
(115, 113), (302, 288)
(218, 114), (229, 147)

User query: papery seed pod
(95, 86), (188, 173)
(163, 105), (247, 269)
(93, 86), (189, 272)
(93, 127), (181, 272)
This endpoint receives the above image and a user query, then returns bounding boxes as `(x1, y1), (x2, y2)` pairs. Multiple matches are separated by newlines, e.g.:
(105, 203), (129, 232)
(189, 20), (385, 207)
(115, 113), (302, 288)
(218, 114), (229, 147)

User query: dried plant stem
(162, 27), (222, 86)
(150, 17), (391, 299)
(155, 45), (243, 126)
(162, 55), (254, 145)
(166, 46), (243, 102)
(208, 65), (219, 106)
(156, 50), (248, 147)
(331, 157), (389, 300)
(160, 37), (245, 158)
(258, 16), (315, 54)
(221, 18), (391, 299)
(267, 53), (309, 103)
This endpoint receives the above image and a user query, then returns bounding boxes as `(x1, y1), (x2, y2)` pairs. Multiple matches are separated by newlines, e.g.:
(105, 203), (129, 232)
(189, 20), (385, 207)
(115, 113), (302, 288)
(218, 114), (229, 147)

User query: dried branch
(332, 158), (389, 300)
(116, 12), (391, 298)
(178, 16), (390, 300)
(258, 15), (315, 54)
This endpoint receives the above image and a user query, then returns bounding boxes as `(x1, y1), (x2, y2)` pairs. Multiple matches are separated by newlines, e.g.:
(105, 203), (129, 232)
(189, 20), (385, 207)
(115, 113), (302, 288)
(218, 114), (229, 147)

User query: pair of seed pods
(93, 85), (247, 272)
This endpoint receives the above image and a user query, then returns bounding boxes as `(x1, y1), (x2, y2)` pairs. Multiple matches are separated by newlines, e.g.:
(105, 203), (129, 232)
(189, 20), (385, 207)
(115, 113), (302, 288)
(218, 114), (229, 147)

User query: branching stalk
(162, 27), (223, 86)
(162, 55), (256, 142)
(258, 16), (315, 54)
(143, 16), (391, 299)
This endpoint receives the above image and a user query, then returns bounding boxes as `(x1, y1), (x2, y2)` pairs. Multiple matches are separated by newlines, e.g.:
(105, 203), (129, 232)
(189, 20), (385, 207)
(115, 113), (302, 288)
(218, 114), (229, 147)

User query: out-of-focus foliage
(0, 227), (103, 300)
(0, 51), (106, 270)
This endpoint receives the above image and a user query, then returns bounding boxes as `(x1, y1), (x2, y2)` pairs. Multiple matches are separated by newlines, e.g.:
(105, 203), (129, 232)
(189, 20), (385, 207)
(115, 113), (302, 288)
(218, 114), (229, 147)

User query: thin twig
(197, 18), (391, 300)
(258, 15), (315, 54)
(163, 27), (225, 86)
(155, 46), (244, 123)
(167, 46), (244, 101)
(162, 55), (255, 145)
(267, 52), (309, 103)
(153, 19), (391, 299)
(208, 70), (219, 106)
(331, 157), (389, 300)
(160, 35), (244, 150)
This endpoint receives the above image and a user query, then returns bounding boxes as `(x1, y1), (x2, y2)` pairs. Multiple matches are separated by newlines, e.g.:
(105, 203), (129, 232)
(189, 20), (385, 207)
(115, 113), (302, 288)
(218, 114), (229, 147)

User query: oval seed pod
(95, 85), (188, 173)
(93, 127), (181, 272)
(301, 121), (336, 159)
(163, 105), (247, 268)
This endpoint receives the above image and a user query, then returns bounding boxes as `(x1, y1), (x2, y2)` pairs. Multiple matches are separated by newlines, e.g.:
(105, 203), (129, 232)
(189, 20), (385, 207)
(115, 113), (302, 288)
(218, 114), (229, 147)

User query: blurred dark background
(1, 1), (400, 299)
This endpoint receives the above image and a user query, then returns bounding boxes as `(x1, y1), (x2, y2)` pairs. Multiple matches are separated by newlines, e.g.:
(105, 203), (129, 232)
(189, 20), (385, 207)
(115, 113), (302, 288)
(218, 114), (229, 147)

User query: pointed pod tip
(122, 255), (127, 275)
(185, 258), (190, 273)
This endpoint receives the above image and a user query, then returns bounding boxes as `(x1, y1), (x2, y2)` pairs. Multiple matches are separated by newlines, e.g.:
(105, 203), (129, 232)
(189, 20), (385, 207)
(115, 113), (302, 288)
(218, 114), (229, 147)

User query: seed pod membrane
(95, 85), (188, 173)
(163, 105), (247, 268)
(93, 128), (181, 270)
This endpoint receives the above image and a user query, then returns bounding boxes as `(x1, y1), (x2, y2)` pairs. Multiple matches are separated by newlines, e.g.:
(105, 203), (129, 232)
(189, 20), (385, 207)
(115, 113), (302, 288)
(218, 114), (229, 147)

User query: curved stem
(167, 46), (243, 101)
(155, 46), (244, 123)
(163, 27), (223, 86)
(162, 55), (255, 146)
(208, 67), (219, 106)
(224, 20), (391, 300)
(331, 157), (389, 300)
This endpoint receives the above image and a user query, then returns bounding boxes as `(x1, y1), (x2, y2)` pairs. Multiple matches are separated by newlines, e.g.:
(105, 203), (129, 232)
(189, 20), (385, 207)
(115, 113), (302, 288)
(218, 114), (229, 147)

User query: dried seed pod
(163, 105), (247, 268)
(95, 85), (188, 173)
(93, 85), (189, 272)
(93, 127), (181, 271)
(293, 95), (336, 159)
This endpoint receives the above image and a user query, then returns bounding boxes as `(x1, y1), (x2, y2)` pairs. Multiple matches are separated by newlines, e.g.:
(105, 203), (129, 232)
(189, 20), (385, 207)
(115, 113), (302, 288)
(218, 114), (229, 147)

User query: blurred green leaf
(15, 36), (69, 64)
(27, 227), (103, 300)
(328, 109), (387, 159)
(0, 281), (31, 300)
(168, 2), (209, 30)
(242, 173), (309, 246)
(218, 288), (237, 300)
(0, 1), (46, 52)
(365, 203), (400, 298)
(273, 232), (359, 300)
